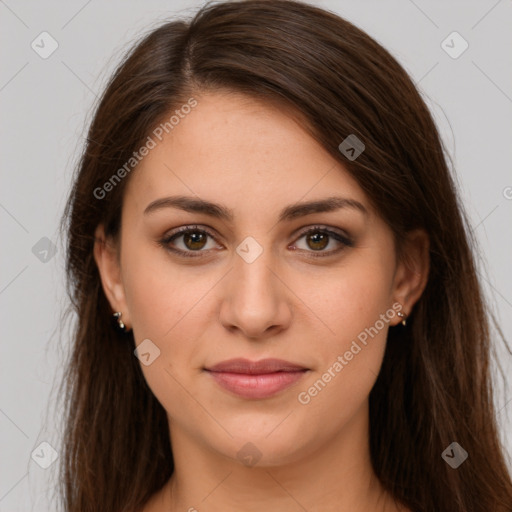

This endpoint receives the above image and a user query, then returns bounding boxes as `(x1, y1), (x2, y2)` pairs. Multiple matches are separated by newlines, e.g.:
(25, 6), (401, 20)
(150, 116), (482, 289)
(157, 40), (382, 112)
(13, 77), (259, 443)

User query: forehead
(124, 91), (369, 219)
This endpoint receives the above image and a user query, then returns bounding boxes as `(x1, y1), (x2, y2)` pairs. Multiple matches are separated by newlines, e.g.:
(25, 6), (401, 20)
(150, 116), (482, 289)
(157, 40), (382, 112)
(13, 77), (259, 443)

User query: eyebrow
(143, 195), (368, 222)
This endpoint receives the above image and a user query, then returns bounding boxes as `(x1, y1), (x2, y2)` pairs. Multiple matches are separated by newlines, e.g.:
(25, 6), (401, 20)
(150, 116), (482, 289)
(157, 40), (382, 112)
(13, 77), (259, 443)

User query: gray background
(1, 0), (511, 510)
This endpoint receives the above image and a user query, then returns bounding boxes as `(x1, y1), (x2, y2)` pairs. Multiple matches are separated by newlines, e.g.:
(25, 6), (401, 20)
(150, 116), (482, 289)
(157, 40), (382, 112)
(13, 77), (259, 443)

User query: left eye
(160, 225), (353, 258)
(291, 227), (354, 256)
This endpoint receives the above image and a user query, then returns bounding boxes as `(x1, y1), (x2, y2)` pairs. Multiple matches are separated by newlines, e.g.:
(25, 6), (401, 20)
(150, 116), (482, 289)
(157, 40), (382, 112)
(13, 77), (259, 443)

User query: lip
(206, 358), (308, 374)
(204, 358), (309, 399)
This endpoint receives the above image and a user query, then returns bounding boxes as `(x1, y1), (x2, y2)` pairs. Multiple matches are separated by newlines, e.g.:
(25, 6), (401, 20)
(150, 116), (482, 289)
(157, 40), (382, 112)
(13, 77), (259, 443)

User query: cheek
(121, 240), (206, 340)
(121, 242), (217, 387)
(120, 244), (204, 415)
(296, 251), (394, 404)
(306, 252), (395, 345)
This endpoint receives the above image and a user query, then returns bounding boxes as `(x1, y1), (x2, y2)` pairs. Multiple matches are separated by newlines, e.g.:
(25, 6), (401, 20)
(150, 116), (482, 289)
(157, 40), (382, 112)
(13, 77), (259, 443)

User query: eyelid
(292, 225), (353, 244)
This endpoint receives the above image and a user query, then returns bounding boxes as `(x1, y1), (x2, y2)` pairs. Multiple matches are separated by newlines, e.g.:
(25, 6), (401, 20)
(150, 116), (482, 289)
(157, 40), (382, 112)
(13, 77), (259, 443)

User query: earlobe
(93, 224), (131, 330)
(392, 229), (430, 326)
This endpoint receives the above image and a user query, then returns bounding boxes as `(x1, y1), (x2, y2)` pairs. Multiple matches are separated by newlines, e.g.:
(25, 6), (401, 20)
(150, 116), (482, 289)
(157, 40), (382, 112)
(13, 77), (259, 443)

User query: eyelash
(159, 225), (354, 259)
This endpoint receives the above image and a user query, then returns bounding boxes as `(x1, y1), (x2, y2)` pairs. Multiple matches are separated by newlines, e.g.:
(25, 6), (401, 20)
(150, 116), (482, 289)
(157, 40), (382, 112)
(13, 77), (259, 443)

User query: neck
(156, 401), (399, 512)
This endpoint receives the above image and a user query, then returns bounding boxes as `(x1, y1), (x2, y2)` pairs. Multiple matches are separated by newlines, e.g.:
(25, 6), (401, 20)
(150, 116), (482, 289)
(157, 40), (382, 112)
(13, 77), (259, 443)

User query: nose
(218, 247), (293, 340)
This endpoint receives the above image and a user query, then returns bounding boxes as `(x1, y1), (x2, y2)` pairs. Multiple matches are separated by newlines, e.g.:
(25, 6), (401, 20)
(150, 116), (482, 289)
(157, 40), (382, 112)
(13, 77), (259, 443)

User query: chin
(208, 418), (319, 468)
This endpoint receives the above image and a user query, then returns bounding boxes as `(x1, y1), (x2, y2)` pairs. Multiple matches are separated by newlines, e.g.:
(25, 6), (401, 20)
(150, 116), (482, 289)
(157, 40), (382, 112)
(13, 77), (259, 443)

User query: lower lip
(206, 370), (307, 399)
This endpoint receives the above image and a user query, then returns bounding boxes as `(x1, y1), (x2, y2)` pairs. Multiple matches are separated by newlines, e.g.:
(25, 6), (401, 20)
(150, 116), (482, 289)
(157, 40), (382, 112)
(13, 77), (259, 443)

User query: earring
(113, 311), (126, 332)
(397, 311), (407, 327)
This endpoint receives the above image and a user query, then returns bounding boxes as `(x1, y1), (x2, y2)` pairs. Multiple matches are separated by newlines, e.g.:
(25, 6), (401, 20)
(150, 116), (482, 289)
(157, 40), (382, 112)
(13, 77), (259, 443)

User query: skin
(94, 90), (429, 512)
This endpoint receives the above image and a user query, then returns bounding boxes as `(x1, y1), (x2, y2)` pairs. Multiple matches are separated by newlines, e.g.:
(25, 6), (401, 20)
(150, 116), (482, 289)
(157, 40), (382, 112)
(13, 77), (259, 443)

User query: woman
(59, 1), (512, 510)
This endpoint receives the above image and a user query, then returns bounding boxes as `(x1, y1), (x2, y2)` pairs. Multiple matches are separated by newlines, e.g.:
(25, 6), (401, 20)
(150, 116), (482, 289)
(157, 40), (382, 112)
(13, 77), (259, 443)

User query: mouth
(204, 358), (309, 399)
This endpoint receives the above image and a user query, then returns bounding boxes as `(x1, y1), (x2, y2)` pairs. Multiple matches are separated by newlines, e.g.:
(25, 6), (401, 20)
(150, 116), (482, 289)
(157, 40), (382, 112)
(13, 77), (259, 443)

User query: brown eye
(182, 231), (208, 250)
(160, 226), (220, 258)
(292, 226), (354, 257)
(305, 232), (329, 251)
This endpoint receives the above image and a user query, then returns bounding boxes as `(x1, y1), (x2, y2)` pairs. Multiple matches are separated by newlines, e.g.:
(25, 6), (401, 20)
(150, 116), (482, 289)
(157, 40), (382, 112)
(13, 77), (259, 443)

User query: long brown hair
(58, 1), (512, 510)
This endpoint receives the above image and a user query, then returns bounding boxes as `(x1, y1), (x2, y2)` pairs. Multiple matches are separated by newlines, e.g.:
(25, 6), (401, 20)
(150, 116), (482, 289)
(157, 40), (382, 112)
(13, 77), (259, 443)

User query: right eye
(159, 225), (222, 258)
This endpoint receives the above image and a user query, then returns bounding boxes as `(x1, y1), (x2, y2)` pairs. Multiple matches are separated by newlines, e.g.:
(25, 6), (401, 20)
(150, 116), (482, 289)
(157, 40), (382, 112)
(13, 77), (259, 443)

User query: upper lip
(205, 358), (308, 374)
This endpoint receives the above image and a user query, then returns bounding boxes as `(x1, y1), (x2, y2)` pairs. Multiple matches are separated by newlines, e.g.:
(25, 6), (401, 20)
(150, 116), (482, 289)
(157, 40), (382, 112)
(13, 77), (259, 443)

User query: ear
(390, 228), (430, 326)
(93, 224), (131, 330)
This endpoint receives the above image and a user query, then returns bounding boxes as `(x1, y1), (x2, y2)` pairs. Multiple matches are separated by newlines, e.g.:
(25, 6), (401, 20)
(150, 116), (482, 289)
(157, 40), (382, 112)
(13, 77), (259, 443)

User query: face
(95, 90), (427, 468)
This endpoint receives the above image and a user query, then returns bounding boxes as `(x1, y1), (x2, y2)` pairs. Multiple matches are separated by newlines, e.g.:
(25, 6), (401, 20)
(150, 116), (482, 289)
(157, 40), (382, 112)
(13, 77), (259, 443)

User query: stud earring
(397, 311), (407, 327)
(113, 311), (126, 332)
